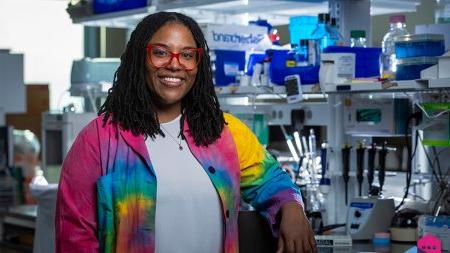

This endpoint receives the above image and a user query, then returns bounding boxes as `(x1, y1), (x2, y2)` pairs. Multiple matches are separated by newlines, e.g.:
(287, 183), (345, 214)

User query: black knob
(354, 210), (362, 218)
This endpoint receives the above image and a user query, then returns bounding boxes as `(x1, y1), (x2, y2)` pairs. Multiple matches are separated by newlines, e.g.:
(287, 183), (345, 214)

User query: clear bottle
(329, 17), (345, 46)
(311, 13), (334, 51)
(380, 15), (409, 79)
(295, 39), (309, 66)
(350, 30), (367, 48)
(435, 0), (450, 24)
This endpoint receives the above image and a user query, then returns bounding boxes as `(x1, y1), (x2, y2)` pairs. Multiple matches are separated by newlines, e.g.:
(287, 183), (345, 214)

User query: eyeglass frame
(146, 44), (203, 71)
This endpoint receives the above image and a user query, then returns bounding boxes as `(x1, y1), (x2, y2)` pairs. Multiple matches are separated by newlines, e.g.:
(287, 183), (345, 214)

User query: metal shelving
(70, 0), (420, 28)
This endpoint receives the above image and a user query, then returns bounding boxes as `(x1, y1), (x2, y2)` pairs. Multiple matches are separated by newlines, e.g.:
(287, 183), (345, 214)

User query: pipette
(367, 143), (376, 194)
(378, 142), (388, 194)
(356, 142), (365, 196)
(342, 144), (352, 205)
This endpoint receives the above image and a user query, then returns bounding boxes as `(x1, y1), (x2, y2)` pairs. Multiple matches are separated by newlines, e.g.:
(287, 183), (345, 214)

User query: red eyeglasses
(146, 44), (203, 71)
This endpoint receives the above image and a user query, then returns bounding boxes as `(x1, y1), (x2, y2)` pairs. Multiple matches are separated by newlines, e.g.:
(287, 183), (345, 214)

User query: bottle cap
(389, 15), (406, 23)
(318, 13), (330, 23)
(330, 17), (337, 26)
(350, 30), (366, 39)
(300, 39), (309, 46)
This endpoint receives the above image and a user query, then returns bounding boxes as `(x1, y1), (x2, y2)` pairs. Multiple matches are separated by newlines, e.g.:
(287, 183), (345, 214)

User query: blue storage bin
(395, 34), (445, 59)
(323, 46), (382, 78)
(214, 50), (246, 86)
(396, 57), (438, 80)
(267, 49), (289, 85)
(93, 0), (148, 14)
(267, 49), (320, 85)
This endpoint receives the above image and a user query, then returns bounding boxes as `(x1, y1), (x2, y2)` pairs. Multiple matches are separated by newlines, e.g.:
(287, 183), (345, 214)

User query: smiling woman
(55, 11), (316, 253)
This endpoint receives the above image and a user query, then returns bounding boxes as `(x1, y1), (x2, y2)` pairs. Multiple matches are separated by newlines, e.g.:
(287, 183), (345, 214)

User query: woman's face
(146, 22), (199, 111)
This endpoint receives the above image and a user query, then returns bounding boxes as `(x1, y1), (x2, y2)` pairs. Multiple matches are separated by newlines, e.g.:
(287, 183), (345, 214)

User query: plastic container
(213, 50), (246, 86)
(323, 46), (382, 78)
(311, 13), (334, 51)
(350, 30), (367, 48)
(396, 57), (438, 80)
(381, 15), (409, 79)
(268, 49), (319, 85)
(329, 18), (345, 46)
(395, 34), (445, 59)
(295, 39), (309, 66)
(93, 0), (148, 14)
(288, 15), (318, 45)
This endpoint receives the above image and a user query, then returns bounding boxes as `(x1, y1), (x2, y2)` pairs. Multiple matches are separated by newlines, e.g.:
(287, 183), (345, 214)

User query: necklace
(160, 125), (183, 151)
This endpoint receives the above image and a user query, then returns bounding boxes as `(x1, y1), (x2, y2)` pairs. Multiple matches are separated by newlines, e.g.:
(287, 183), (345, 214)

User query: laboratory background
(0, 0), (450, 252)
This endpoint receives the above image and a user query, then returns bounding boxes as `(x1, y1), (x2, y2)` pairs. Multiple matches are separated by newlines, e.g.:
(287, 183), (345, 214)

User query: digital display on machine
(356, 109), (381, 124)
(350, 202), (374, 209)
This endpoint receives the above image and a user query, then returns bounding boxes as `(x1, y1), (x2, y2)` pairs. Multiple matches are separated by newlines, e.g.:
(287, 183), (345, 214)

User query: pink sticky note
(417, 234), (442, 253)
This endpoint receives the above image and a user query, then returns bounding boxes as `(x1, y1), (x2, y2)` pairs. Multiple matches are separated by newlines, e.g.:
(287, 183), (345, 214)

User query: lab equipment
(323, 46), (381, 78)
(396, 57), (438, 81)
(380, 15), (409, 79)
(420, 103), (450, 147)
(350, 30), (367, 48)
(367, 143), (376, 194)
(311, 13), (334, 52)
(288, 15), (318, 46)
(418, 215), (450, 251)
(319, 53), (355, 86)
(438, 51), (450, 78)
(314, 235), (352, 247)
(280, 125), (299, 162)
(329, 18), (344, 46)
(394, 34), (445, 59)
(319, 143), (330, 195)
(434, 0), (450, 24)
(213, 50), (246, 86)
(70, 58), (120, 112)
(93, 0), (149, 14)
(42, 112), (97, 181)
(356, 143), (365, 196)
(378, 143), (388, 193)
(346, 197), (395, 240)
(295, 39), (309, 67)
(284, 75), (303, 104)
(416, 23), (450, 51)
(342, 145), (351, 205)
(343, 97), (410, 136)
(308, 129), (317, 158)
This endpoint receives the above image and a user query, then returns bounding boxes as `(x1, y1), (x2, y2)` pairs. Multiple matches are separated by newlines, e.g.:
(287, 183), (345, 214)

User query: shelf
(323, 80), (428, 93)
(215, 83), (320, 96)
(428, 78), (450, 88)
(70, 0), (420, 28)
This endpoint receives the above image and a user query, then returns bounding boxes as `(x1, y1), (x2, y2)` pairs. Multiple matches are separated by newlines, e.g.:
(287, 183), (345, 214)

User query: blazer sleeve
(224, 113), (303, 235)
(55, 120), (101, 253)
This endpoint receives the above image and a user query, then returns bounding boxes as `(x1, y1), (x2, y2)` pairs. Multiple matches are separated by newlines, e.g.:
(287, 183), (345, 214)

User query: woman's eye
(181, 51), (195, 59)
(153, 49), (169, 57)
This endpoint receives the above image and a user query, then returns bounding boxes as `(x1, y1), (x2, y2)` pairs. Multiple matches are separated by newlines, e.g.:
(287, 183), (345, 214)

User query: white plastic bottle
(380, 15), (409, 79)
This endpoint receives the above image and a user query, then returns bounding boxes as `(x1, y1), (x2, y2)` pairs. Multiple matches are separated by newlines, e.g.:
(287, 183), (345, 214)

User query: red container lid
(389, 15), (406, 23)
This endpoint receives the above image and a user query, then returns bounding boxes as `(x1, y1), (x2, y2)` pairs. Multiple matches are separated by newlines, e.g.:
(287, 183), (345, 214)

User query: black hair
(98, 12), (225, 146)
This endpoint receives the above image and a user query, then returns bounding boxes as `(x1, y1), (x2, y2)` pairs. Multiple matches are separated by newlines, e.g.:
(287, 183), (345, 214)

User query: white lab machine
(41, 112), (96, 179)
(346, 197), (395, 240)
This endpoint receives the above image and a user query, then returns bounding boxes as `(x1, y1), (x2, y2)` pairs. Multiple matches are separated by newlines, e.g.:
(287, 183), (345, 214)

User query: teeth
(162, 77), (182, 82)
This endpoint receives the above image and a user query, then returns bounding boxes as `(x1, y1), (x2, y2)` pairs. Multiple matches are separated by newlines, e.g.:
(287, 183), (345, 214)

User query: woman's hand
(276, 202), (317, 253)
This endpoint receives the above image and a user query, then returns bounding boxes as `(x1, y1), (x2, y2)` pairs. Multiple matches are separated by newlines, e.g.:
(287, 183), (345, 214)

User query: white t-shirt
(145, 115), (223, 253)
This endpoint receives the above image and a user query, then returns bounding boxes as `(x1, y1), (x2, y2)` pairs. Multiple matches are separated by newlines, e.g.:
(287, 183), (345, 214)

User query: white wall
(0, 0), (84, 110)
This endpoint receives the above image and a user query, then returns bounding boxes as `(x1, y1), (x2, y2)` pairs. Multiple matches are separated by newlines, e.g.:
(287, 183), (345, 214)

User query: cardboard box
(25, 84), (49, 115)
(6, 84), (49, 142)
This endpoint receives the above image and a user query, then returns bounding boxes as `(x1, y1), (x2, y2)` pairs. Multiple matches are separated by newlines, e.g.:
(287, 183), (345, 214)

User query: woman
(55, 12), (316, 253)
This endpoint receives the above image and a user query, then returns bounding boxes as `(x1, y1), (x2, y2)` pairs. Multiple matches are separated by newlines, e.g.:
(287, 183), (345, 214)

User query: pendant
(179, 145), (183, 151)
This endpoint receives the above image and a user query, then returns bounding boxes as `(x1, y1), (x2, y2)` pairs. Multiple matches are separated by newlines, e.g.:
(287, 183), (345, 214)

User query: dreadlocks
(98, 12), (225, 146)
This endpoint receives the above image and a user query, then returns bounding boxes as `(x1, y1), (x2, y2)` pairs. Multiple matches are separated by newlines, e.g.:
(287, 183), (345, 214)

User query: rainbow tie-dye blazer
(55, 113), (302, 253)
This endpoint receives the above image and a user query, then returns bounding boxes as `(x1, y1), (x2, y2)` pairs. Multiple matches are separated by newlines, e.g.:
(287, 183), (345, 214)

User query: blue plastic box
(267, 49), (319, 85)
(396, 57), (438, 80)
(214, 50), (246, 86)
(324, 46), (382, 78)
(93, 0), (148, 14)
(395, 34), (445, 59)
